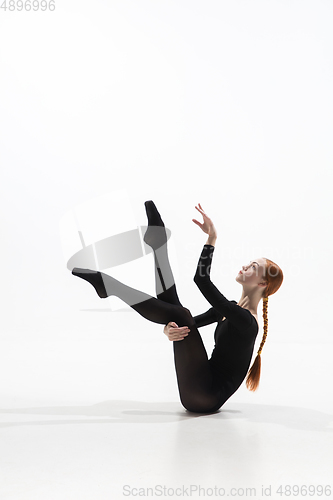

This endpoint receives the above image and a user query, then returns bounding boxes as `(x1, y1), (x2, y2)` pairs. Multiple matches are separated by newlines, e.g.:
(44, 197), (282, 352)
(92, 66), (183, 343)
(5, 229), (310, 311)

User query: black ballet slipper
(143, 200), (167, 250)
(72, 268), (108, 298)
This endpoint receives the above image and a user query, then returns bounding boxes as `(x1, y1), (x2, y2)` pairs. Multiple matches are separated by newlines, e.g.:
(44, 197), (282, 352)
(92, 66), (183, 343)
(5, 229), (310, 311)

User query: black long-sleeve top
(193, 245), (259, 392)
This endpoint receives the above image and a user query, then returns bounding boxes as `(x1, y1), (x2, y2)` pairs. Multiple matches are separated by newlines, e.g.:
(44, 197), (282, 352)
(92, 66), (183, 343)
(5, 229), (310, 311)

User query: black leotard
(193, 245), (259, 395)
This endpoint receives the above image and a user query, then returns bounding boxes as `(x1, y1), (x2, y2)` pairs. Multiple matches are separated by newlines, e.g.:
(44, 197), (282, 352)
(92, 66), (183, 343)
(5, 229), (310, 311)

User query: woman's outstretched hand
(164, 322), (190, 341)
(192, 203), (217, 244)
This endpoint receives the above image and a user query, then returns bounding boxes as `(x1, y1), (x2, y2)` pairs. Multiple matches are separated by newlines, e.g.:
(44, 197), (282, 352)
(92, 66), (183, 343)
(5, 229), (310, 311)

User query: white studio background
(0, 1), (333, 498)
(1, 0), (332, 411)
(1, 0), (332, 337)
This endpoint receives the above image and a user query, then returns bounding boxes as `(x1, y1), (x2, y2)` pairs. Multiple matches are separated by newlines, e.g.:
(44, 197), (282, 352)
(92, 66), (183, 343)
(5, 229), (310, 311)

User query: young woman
(72, 201), (283, 413)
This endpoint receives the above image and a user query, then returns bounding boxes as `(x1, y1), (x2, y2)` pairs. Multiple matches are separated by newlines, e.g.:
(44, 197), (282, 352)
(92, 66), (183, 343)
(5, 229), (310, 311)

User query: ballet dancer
(72, 201), (283, 413)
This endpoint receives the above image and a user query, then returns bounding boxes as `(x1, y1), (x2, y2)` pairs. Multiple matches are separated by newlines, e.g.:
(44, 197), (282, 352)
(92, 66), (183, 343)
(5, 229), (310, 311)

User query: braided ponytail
(246, 297), (268, 391)
(245, 257), (283, 392)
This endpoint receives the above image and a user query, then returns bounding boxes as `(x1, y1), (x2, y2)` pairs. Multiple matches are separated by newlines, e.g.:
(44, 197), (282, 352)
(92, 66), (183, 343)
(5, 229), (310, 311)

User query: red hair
(245, 258), (283, 392)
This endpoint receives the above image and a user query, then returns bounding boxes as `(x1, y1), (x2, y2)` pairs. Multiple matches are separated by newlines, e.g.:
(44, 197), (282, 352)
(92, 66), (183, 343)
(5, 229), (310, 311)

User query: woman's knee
(173, 306), (194, 326)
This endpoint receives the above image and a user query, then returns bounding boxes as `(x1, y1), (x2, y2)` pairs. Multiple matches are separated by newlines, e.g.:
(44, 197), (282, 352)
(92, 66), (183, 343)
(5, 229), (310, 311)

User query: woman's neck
(238, 288), (263, 315)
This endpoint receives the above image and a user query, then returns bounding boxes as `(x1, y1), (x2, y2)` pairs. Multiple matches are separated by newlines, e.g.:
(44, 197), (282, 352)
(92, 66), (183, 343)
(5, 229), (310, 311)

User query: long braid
(246, 297), (268, 392)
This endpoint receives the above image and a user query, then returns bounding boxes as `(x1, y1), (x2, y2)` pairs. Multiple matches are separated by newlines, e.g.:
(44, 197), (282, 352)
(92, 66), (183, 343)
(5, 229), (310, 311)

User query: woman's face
(235, 258), (267, 288)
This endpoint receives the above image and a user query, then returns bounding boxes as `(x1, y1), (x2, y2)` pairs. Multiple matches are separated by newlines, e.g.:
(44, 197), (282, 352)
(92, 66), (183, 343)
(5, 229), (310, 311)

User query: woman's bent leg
(172, 313), (223, 413)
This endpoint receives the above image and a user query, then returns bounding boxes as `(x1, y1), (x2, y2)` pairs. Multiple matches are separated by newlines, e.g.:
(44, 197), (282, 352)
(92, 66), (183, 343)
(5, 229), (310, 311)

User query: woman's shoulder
(233, 300), (259, 329)
(251, 313), (259, 328)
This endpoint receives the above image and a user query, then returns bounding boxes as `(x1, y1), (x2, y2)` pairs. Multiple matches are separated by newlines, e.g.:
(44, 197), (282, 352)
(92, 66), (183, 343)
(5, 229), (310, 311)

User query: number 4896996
(1, 0), (55, 11)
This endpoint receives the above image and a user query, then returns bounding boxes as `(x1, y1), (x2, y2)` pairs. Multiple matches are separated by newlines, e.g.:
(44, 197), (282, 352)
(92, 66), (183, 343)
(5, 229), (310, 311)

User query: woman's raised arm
(192, 203), (217, 246)
(192, 206), (254, 331)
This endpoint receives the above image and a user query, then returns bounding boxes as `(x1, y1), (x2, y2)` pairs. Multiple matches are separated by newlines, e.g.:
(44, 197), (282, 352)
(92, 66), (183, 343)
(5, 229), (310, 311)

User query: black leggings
(95, 233), (224, 414)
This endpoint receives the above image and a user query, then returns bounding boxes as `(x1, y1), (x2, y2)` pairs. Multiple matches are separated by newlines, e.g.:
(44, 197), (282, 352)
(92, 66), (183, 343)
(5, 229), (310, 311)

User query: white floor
(1, 311), (332, 500)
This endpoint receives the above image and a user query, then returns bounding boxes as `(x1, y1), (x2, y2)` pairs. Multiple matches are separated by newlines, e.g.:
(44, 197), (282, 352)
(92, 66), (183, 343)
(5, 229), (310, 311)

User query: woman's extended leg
(143, 200), (182, 306)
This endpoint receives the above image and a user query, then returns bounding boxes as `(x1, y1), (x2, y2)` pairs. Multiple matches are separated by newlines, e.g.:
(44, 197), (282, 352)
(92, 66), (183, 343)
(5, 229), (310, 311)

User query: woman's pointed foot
(143, 200), (167, 249)
(72, 268), (108, 298)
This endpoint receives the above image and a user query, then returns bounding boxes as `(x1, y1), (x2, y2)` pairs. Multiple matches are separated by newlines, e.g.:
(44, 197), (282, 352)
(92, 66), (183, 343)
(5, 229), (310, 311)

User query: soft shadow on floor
(0, 400), (332, 431)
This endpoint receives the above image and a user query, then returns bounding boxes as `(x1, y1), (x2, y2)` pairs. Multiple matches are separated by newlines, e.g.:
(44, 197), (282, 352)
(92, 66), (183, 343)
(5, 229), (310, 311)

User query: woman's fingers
(170, 327), (190, 334)
(195, 205), (204, 215)
(195, 205), (212, 222)
(168, 326), (190, 341)
(196, 203), (208, 216)
(192, 218), (203, 228)
(198, 203), (206, 214)
(195, 205), (205, 216)
(171, 334), (189, 341)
